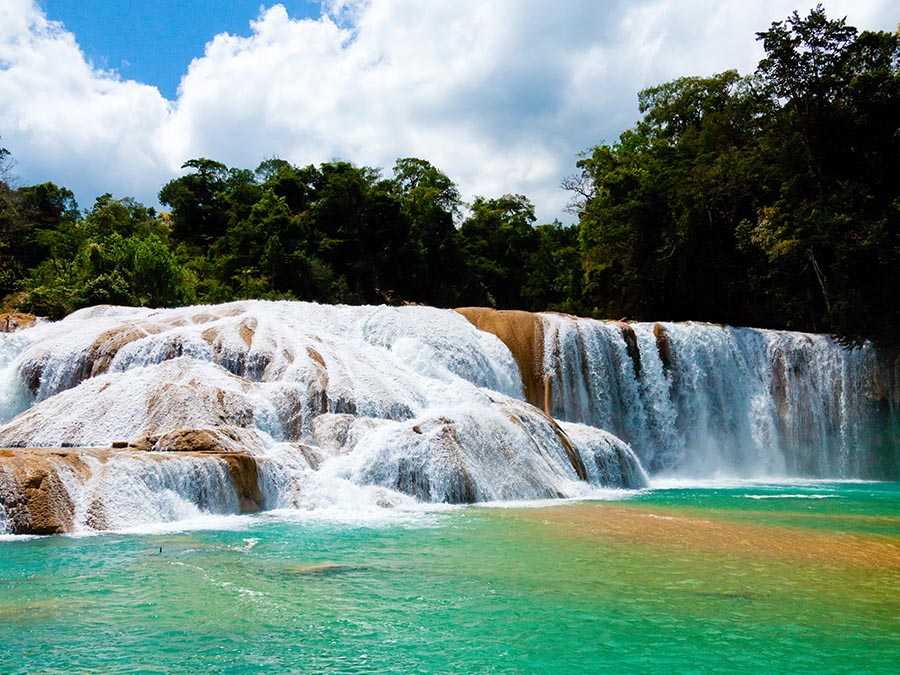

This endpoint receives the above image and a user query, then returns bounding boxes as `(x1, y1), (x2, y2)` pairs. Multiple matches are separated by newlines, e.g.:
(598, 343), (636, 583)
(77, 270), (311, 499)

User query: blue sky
(3, 1), (897, 223)
(40, 1), (321, 99)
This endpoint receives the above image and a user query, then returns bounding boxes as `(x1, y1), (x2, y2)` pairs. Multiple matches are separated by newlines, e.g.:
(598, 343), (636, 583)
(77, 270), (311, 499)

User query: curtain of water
(542, 316), (899, 479)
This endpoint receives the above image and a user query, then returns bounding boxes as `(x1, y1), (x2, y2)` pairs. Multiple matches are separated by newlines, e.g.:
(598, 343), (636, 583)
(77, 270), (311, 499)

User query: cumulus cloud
(0, 0), (172, 202)
(1, 0), (896, 222)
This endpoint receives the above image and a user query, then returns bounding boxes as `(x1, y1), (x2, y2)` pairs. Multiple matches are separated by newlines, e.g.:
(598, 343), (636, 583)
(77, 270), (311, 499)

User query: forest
(1, 7), (898, 346)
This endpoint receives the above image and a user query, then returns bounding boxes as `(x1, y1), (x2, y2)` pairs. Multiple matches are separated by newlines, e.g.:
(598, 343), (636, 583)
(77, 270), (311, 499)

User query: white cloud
(1, 0), (896, 222)
(0, 0), (172, 203)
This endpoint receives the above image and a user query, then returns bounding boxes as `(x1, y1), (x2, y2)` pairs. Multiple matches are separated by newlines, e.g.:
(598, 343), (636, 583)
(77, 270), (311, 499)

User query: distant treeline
(1, 7), (898, 345)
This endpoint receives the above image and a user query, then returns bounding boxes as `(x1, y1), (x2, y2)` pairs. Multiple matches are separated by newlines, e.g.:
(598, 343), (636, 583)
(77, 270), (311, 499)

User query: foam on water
(744, 494), (838, 500)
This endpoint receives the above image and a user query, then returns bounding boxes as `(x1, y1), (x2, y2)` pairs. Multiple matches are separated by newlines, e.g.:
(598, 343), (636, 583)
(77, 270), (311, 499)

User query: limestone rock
(653, 323), (672, 371)
(0, 449), (88, 534)
(135, 426), (266, 455)
(455, 307), (545, 409)
(0, 313), (37, 333)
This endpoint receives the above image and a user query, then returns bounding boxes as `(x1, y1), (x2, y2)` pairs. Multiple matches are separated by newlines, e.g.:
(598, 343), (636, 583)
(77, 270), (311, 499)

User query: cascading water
(54, 452), (240, 531)
(0, 301), (895, 534)
(542, 316), (899, 479)
(0, 301), (645, 533)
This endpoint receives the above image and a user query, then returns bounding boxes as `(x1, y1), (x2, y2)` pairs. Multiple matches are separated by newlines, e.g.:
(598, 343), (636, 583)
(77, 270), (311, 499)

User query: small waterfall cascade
(541, 316), (900, 479)
(0, 448), (247, 534)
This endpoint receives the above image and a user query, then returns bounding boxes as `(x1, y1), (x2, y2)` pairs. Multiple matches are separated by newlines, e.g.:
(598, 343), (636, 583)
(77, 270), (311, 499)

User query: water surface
(2, 481), (898, 674)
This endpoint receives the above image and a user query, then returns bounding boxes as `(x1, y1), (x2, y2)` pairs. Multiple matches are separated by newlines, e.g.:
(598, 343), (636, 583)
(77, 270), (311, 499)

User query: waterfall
(0, 301), (895, 534)
(0, 302), (644, 533)
(542, 316), (899, 479)
(59, 452), (241, 531)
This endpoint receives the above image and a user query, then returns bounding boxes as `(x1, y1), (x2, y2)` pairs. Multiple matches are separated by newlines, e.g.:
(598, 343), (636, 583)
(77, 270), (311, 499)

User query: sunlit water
(2, 481), (898, 674)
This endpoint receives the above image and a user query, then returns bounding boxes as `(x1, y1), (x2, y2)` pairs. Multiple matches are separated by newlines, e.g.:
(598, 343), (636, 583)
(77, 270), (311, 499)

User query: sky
(2, 1), (897, 224)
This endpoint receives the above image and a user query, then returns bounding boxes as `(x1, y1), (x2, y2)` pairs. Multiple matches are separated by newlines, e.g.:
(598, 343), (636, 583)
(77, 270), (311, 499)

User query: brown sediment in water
(513, 503), (900, 571)
(285, 563), (352, 576)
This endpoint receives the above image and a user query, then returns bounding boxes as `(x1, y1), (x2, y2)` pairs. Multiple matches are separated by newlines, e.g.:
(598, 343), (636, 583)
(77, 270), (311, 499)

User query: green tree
(159, 158), (231, 246)
(742, 6), (900, 342)
(23, 195), (189, 317)
(389, 158), (465, 305)
(522, 222), (583, 313)
(82, 193), (163, 240)
(459, 194), (538, 308)
(573, 6), (900, 345)
(575, 69), (770, 322)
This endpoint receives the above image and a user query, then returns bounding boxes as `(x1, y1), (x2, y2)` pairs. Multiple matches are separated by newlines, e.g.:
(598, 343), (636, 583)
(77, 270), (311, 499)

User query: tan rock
(139, 426), (262, 455)
(219, 453), (265, 513)
(455, 307), (545, 409)
(0, 313), (36, 333)
(653, 323), (672, 371)
(0, 449), (90, 534)
(85, 323), (166, 377)
(238, 318), (256, 348)
(616, 321), (641, 376)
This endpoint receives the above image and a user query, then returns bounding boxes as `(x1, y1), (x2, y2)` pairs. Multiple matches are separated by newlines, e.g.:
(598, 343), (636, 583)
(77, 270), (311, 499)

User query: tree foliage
(573, 5), (900, 344)
(1, 7), (897, 346)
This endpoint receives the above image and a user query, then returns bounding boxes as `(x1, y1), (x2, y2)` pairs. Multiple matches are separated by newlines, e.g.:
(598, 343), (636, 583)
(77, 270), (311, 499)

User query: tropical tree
(459, 194), (538, 308)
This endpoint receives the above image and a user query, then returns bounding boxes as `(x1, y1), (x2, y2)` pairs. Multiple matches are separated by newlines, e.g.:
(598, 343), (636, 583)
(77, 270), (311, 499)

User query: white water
(60, 452), (241, 531)
(0, 301), (895, 533)
(542, 317), (899, 478)
(0, 302), (643, 531)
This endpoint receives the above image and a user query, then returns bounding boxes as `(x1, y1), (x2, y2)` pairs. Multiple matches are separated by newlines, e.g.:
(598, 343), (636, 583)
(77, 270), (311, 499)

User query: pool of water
(2, 481), (899, 674)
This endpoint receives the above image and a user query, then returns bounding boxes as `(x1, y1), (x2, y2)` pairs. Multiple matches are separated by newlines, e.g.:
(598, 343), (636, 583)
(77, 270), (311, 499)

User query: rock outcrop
(455, 307), (546, 410)
(0, 449), (82, 534)
(0, 313), (36, 333)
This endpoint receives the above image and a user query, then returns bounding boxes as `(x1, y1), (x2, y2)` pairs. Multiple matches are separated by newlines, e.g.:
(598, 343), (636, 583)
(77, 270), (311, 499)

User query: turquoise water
(2, 482), (899, 674)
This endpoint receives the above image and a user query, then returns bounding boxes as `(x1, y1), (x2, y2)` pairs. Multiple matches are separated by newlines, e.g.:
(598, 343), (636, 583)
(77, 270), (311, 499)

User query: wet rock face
(653, 323), (672, 371)
(0, 450), (82, 534)
(455, 307), (545, 409)
(0, 444), (266, 535)
(617, 322), (641, 377)
(132, 426), (265, 455)
(130, 427), (268, 513)
(0, 358), (259, 449)
(220, 454), (265, 513)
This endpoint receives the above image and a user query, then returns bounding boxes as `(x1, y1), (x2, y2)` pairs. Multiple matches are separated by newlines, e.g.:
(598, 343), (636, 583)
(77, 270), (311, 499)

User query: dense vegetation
(1, 7), (898, 345)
